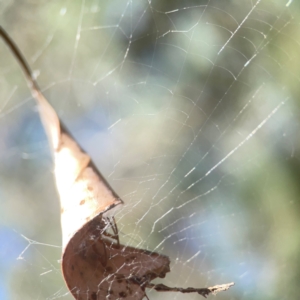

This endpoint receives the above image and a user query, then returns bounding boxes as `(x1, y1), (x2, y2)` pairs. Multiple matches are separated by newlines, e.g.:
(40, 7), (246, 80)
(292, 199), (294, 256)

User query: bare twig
(146, 282), (235, 298)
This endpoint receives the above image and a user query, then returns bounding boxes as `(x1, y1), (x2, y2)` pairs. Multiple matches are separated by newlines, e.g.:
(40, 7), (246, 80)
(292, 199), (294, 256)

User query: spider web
(0, 0), (300, 299)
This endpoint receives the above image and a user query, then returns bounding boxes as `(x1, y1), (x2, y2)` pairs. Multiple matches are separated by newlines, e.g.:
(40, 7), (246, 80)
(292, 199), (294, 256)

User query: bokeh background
(1, 0), (300, 299)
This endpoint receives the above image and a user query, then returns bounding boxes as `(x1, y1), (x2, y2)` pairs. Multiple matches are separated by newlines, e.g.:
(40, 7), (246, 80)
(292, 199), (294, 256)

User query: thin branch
(0, 26), (39, 95)
(146, 282), (235, 298)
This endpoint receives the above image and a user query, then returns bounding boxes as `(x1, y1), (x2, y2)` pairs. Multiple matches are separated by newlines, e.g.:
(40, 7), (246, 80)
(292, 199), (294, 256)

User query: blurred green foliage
(0, 0), (300, 299)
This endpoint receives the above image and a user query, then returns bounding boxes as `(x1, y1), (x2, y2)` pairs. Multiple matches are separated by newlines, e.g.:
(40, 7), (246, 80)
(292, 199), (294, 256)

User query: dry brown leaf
(0, 26), (234, 300)
(62, 215), (171, 299)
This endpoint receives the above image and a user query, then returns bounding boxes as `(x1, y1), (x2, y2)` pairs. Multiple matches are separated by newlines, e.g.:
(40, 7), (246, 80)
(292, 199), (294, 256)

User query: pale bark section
(34, 90), (61, 151)
(55, 133), (122, 248)
(35, 89), (122, 249)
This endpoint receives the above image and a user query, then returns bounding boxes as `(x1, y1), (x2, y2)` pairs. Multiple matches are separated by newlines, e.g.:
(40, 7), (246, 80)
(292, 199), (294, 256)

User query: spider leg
(102, 217), (120, 246)
(110, 216), (120, 246)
